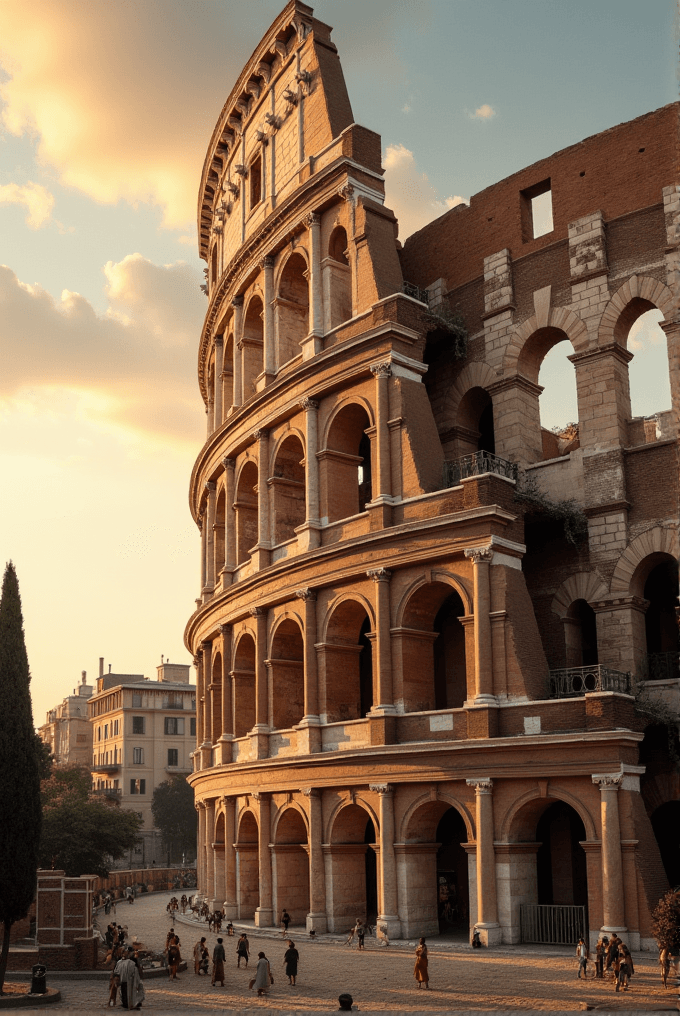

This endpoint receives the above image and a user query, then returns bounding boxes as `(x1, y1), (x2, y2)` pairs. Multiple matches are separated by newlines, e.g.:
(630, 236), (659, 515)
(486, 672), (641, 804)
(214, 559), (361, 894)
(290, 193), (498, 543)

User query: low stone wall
(93, 867), (196, 896)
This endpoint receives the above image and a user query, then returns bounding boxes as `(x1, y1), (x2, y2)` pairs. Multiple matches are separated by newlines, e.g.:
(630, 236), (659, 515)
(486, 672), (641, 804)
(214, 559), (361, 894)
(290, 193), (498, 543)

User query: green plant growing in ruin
(514, 469), (588, 545)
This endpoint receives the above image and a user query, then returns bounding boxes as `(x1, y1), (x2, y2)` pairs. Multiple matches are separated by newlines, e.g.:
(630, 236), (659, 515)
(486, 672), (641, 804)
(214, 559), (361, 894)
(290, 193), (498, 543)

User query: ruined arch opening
(322, 600), (373, 722)
(535, 801), (587, 908)
(532, 332), (579, 460)
(643, 558), (679, 670)
(271, 434), (305, 545)
(399, 582), (467, 712)
(277, 253), (309, 368)
(234, 461), (258, 566)
(236, 810), (259, 920)
(269, 619), (304, 730)
(627, 308), (670, 422)
(232, 633), (256, 738)
(564, 599), (598, 668)
(242, 296), (264, 399)
(650, 801), (680, 888)
(456, 387), (495, 456)
(324, 225), (352, 330)
(436, 808), (470, 933)
(211, 651), (222, 744)
(273, 808), (309, 926)
(321, 404), (372, 524)
(328, 805), (376, 930)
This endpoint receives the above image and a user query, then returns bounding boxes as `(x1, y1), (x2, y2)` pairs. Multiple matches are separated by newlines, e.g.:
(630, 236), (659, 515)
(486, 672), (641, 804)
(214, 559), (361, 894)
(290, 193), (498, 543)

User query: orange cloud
(384, 143), (466, 240)
(0, 181), (54, 227)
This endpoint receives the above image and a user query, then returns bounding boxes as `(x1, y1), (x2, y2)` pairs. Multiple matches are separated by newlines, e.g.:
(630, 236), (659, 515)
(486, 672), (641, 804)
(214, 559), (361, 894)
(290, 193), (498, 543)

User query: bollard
(30, 964), (47, 995)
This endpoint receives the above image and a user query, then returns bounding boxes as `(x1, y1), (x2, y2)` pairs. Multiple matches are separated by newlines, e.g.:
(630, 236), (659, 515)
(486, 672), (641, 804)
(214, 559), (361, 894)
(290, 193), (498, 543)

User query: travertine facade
(38, 672), (94, 766)
(187, 2), (679, 947)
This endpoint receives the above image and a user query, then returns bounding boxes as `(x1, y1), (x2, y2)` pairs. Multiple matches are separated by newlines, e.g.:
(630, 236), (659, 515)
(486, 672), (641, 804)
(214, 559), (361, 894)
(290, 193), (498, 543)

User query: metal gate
(520, 904), (586, 945)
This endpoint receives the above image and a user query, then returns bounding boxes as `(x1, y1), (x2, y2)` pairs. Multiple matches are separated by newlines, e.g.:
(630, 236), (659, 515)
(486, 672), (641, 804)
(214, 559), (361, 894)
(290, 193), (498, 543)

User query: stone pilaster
(295, 588), (321, 753)
(466, 778), (501, 946)
(370, 784), (400, 939)
(297, 398), (321, 551)
(592, 773), (627, 934)
(254, 792), (274, 926)
(301, 787), (327, 932)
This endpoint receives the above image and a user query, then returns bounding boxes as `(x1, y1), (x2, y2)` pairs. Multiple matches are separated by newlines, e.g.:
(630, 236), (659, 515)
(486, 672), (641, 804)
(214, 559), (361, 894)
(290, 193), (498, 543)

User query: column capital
(251, 791), (270, 802)
(222, 456), (236, 471)
(232, 294), (244, 308)
(465, 545), (493, 565)
(253, 428), (269, 441)
(200, 640), (212, 652)
(299, 397), (319, 412)
(370, 361), (392, 378)
(192, 655), (200, 668)
(296, 587), (317, 602)
(214, 333), (224, 347)
(367, 567), (392, 582)
(218, 623), (232, 636)
(300, 786), (321, 798)
(261, 254), (275, 269)
(339, 183), (355, 203)
(369, 783), (394, 795)
(592, 773), (623, 789)
(205, 480), (216, 492)
(249, 606), (267, 617)
(305, 211), (321, 228)
(466, 777), (494, 794)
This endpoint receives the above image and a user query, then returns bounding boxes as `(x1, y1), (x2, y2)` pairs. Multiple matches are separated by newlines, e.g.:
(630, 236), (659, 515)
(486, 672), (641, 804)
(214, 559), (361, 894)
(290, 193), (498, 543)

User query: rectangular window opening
(164, 716), (185, 735)
(168, 748), (179, 767)
(132, 716), (145, 735)
(520, 178), (553, 241)
(132, 747), (144, 765)
(250, 155), (262, 210)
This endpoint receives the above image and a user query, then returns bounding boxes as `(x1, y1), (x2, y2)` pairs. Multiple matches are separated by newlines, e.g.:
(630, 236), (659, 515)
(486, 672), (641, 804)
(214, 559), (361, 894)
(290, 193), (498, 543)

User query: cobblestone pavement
(6, 892), (677, 1013)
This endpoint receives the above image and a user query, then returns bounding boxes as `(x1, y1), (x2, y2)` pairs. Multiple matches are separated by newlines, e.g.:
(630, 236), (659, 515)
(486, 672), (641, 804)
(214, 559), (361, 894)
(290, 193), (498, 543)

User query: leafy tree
(0, 562), (42, 994)
(39, 764), (142, 877)
(652, 889), (680, 953)
(152, 776), (196, 862)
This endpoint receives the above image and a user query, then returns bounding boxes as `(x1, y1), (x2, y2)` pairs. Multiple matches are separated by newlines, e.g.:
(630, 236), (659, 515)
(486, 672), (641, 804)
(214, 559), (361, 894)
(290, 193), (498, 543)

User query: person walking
(616, 946), (630, 992)
(576, 938), (589, 979)
(167, 937), (181, 980)
(252, 951), (273, 996)
(236, 933), (250, 968)
(194, 937), (208, 975)
(414, 938), (429, 989)
(660, 946), (670, 987)
(180, 894), (188, 915)
(284, 940), (299, 985)
(281, 909), (291, 936)
(356, 920), (366, 950)
(212, 937), (226, 987)
(113, 947), (145, 1010)
(595, 938), (605, 978)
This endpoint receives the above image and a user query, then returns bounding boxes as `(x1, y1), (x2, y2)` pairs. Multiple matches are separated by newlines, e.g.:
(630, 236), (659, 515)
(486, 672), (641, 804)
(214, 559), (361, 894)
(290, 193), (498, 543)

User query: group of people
(576, 934), (635, 990)
(190, 930), (299, 996)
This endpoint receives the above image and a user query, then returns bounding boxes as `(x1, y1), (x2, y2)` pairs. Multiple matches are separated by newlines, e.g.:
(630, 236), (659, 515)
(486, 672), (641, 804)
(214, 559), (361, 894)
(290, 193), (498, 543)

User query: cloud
(383, 143), (467, 240)
(0, 181), (54, 227)
(0, 255), (206, 446)
(0, 1), (249, 229)
(469, 103), (496, 120)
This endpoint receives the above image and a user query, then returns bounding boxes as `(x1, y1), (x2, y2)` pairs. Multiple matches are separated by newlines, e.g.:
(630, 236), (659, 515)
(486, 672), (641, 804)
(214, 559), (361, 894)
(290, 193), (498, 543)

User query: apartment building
(38, 671), (94, 765)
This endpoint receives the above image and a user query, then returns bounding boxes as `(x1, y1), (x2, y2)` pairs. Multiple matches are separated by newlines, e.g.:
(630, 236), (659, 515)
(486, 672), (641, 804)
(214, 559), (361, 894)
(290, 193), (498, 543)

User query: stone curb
(0, 987), (61, 1008)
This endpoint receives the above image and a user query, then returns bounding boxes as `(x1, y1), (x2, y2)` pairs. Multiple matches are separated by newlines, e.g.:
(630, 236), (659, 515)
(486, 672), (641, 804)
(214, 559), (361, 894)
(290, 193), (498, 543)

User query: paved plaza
(5, 892), (678, 1013)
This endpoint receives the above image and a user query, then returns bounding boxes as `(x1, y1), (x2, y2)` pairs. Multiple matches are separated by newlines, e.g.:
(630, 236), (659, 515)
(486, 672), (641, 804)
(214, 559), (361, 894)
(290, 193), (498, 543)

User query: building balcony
(443, 450), (519, 488)
(92, 787), (122, 798)
(165, 765), (192, 775)
(92, 763), (120, 774)
(549, 665), (631, 699)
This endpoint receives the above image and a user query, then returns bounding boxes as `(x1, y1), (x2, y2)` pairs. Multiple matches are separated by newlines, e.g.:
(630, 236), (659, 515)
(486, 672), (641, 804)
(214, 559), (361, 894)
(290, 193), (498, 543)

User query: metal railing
(443, 450), (519, 487)
(549, 664), (631, 698)
(520, 904), (586, 945)
(92, 787), (122, 798)
(402, 281), (429, 306)
(644, 652), (680, 682)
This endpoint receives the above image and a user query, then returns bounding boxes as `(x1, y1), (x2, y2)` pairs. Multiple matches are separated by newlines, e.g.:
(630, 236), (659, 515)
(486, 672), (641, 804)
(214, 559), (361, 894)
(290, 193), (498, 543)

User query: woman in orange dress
(414, 938), (429, 988)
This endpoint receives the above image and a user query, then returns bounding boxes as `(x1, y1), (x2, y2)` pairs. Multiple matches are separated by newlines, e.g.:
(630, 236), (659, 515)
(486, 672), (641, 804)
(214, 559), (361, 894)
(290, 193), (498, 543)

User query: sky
(0, 0), (676, 727)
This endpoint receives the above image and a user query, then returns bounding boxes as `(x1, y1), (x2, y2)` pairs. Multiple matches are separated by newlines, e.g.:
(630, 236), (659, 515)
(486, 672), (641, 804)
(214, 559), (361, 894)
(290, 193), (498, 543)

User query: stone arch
(268, 426), (306, 475)
(324, 224), (352, 330)
(320, 396), (375, 448)
(270, 430), (306, 545)
(235, 807), (259, 920)
(502, 307), (589, 378)
(272, 805), (310, 927)
(276, 249), (310, 367)
(321, 595), (374, 722)
(499, 785), (597, 843)
(550, 571), (609, 618)
(269, 608), (305, 654)
(598, 274), (674, 348)
(268, 616), (304, 729)
(610, 526), (680, 595)
(232, 630), (256, 737)
(440, 361), (498, 434)
(326, 796), (379, 844)
(242, 293), (264, 399)
(272, 802), (310, 842)
(275, 245), (310, 291)
(396, 571), (473, 625)
(325, 798), (379, 931)
(236, 807), (258, 842)
(322, 592), (375, 642)
(234, 458), (258, 566)
(399, 790), (474, 843)
(210, 650), (222, 743)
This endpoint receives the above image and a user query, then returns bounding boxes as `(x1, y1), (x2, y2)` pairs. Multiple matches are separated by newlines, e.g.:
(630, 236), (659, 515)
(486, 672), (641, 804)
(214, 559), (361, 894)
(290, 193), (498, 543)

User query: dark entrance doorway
(536, 801), (587, 907)
(364, 818), (378, 923)
(435, 808), (469, 931)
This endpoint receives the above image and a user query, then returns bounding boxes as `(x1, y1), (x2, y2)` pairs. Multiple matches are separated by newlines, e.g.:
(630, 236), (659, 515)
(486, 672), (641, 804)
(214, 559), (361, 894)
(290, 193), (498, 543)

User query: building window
(132, 747), (144, 764)
(113, 719), (119, 736)
(190, 717), (196, 737)
(104, 723), (108, 739)
(167, 748), (179, 767)
(162, 694), (183, 710)
(97, 726), (102, 741)
(130, 778), (146, 795)
(132, 716), (145, 735)
(164, 717), (185, 735)
(520, 178), (554, 240)
(132, 693), (142, 707)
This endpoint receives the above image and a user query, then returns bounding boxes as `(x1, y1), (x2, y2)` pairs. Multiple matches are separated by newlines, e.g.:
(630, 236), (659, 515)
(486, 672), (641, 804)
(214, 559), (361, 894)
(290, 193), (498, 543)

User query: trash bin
(30, 964), (47, 995)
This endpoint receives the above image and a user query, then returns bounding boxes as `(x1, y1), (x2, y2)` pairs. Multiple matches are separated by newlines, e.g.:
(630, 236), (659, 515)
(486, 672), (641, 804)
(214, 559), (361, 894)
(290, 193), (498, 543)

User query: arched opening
(211, 244), (217, 287)
(327, 804), (375, 931)
(400, 800), (470, 938)
(214, 489), (225, 586)
(398, 582), (468, 712)
(535, 802), (587, 908)
(211, 651), (222, 744)
(644, 558), (679, 670)
(277, 253), (309, 367)
(232, 634), (256, 737)
(627, 308), (670, 421)
(235, 810), (259, 919)
(269, 619), (304, 729)
(242, 296), (264, 399)
(324, 225), (352, 330)
(320, 404), (372, 523)
(273, 808), (309, 926)
(223, 333), (234, 415)
(532, 334), (579, 460)
(214, 812), (226, 902)
(322, 600), (373, 722)
(271, 434), (305, 545)
(456, 387), (495, 456)
(650, 801), (680, 888)
(564, 599), (598, 668)
(250, 155), (262, 210)
(234, 461), (258, 566)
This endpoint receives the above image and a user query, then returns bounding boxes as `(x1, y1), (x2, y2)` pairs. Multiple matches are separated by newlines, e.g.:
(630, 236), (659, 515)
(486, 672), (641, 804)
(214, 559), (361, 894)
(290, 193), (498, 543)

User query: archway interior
(643, 559), (679, 659)
(565, 599), (598, 668)
(277, 253), (309, 367)
(326, 225), (352, 330)
(329, 805), (375, 928)
(269, 619), (304, 729)
(401, 582), (467, 712)
(234, 461), (258, 566)
(364, 818), (378, 923)
(359, 617), (373, 718)
(236, 811), (259, 919)
(232, 634), (256, 737)
(211, 651), (222, 742)
(274, 808), (309, 925)
(272, 434), (305, 544)
(242, 297), (264, 398)
(433, 592), (467, 709)
(628, 308), (670, 417)
(650, 801), (680, 888)
(456, 386), (495, 457)
(536, 801), (587, 907)
(435, 807), (469, 931)
(324, 600), (373, 722)
(322, 404), (371, 523)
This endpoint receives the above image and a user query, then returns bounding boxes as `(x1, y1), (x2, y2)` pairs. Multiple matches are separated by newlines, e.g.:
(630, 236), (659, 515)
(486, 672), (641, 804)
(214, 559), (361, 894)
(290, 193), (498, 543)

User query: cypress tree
(0, 562), (41, 994)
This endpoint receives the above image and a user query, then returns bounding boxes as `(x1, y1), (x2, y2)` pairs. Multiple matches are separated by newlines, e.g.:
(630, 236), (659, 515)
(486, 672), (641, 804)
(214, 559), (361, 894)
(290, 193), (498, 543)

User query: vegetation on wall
(514, 470), (588, 546)
(423, 304), (468, 361)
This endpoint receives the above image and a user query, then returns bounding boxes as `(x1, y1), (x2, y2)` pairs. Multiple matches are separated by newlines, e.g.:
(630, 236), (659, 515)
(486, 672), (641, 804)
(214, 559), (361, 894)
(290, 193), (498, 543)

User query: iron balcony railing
(443, 450), (519, 488)
(549, 664), (631, 699)
(402, 281), (430, 305)
(92, 787), (122, 798)
(520, 904), (586, 945)
(643, 652), (680, 682)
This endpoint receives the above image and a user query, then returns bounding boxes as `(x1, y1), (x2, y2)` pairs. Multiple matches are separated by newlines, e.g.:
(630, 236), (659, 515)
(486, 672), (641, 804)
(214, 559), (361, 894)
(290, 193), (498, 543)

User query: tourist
(180, 894), (188, 914)
(616, 946), (630, 991)
(212, 937), (226, 986)
(660, 946), (671, 987)
(356, 919), (366, 950)
(236, 932), (250, 968)
(576, 937), (589, 979)
(167, 937), (182, 980)
(194, 936), (208, 975)
(284, 940), (299, 985)
(595, 938), (605, 978)
(414, 937), (429, 989)
(281, 908), (291, 935)
(165, 928), (177, 952)
(251, 951), (273, 996)
(226, 920), (234, 936)
(113, 946), (145, 1010)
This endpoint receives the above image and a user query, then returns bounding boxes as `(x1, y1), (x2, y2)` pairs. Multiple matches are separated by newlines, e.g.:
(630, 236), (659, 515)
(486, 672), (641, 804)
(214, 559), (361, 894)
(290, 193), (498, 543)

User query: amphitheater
(186, 0), (680, 948)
